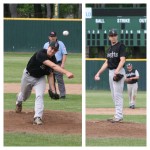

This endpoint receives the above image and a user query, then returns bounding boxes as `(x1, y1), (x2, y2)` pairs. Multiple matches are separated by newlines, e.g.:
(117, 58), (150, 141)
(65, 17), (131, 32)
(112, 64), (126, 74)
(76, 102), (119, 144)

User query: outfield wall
(86, 59), (146, 91)
(4, 18), (82, 53)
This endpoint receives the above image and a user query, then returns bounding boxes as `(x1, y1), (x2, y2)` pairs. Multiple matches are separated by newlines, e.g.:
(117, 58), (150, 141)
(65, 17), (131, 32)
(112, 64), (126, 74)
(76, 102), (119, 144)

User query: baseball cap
(49, 41), (59, 50)
(108, 29), (118, 36)
(126, 63), (132, 67)
(49, 31), (57, 37)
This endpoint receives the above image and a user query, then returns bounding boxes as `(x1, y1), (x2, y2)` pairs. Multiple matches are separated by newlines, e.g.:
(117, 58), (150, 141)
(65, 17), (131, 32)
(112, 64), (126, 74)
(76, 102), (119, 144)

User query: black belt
(109, 68), (116, 70)
(57, 61), (62, 64)
(26, 69), (30, 76)
(26, 71), (30, 75)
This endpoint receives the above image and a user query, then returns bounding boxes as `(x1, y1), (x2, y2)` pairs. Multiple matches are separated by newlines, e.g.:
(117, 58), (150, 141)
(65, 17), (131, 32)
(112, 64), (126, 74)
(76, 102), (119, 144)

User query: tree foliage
(4, 4), (82, 18)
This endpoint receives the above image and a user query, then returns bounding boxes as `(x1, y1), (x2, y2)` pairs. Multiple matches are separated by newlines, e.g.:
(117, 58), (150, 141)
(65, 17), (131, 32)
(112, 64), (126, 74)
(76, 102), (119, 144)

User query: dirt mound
(86, 120), (146, 139)
(4, 110), (82, 135)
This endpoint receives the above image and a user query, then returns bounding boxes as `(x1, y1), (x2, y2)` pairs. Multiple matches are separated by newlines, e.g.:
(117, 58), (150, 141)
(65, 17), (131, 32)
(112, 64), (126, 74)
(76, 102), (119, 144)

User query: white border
(1, 0), (149, 150)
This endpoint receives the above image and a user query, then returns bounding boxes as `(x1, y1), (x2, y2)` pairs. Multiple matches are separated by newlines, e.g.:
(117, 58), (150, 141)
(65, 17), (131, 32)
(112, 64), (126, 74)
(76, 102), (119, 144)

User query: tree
(34, 4), (42, 18)
(4, 4), (10, 17)
(9, 4), (17, 17)
(46, 4), (52, 18)
(78, 4), (82, 18)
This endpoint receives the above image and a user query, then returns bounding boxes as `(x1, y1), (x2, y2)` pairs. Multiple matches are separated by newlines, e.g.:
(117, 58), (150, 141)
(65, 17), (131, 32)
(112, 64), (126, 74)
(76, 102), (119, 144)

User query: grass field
(4, 52), (82, 83)
(4, 93), (82, 112)
(86, 90), (146, 146)
(4, 52), (82, 146)
(86, 90), (146, 108)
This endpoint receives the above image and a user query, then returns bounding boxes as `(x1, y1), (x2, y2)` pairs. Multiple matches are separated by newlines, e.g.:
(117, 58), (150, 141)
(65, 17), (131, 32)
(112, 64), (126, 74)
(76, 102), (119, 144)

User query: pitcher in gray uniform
(15, 41), (74, 125)
(94, 29), (126, 123)
(125, 63), (139, 109)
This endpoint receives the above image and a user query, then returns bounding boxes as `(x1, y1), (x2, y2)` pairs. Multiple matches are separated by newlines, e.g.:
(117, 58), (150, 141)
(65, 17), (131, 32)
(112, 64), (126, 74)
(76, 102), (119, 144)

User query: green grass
(86, 137), (146, 146)
(86, 115), (146, 124)
(4, 133), (82, 146)
(4, 93), (82, 112)
(4, 52), (82, 84)
(86, 90), (146, 108)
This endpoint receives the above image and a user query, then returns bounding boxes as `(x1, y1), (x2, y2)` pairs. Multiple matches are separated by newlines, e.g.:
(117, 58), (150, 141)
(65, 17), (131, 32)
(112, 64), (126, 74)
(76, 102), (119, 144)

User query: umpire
(94, 29), (126, 123)
(44, 31), (67, 99)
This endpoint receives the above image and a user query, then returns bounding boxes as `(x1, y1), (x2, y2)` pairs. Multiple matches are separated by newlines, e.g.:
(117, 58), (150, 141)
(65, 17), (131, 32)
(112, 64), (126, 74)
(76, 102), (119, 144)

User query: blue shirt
(43, 40), (67, 62)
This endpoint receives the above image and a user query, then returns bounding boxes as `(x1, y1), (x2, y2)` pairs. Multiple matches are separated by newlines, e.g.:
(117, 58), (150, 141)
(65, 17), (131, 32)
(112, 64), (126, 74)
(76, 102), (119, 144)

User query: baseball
(63, 30), (69, 36)
(95, 76), (100, 81)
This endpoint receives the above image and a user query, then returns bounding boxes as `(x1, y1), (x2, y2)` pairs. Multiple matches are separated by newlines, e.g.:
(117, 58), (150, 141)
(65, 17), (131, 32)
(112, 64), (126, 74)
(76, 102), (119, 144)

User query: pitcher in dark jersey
(15, 41), (74, 125)
(95, 29), (126, 123)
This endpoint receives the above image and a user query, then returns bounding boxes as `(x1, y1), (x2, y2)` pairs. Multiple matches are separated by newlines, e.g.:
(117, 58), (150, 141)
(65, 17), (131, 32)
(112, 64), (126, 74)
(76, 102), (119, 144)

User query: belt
(109, 68), (116, 70)
(26, 69), (30, 76)
(26, 71), (30, 75)
(57, 61), (62, 64)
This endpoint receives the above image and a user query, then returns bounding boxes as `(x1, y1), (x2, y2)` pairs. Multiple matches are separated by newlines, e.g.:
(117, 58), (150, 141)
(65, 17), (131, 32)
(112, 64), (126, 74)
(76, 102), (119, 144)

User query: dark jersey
(126, 69), (138, 84)
(26, 49), (57, 78)
(107, 42), (126, 69)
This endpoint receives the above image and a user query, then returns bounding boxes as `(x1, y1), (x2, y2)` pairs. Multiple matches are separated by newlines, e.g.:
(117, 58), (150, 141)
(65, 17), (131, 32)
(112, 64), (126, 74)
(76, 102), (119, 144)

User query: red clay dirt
(4, 110), (82, 135)
(86, 121), (146, 139)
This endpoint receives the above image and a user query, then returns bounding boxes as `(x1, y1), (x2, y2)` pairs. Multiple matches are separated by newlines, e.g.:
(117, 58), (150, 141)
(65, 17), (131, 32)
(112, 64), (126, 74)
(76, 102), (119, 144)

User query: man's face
(47, 46), (58, 57)
(108, 34), (118, 44)
(49, 36), (57, 42)
(127, 65), (132, 71)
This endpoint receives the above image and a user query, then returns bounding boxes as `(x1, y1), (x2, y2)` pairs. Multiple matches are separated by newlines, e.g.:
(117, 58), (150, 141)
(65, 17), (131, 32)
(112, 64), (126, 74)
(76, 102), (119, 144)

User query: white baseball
(63, 30), (69, 36)
(95, 76), (100, 80)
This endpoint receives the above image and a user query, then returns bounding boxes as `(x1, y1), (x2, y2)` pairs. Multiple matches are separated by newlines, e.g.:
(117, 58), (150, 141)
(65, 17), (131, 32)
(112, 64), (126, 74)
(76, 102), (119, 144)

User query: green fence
(4, 18), (82, 53)
(86, 60), (146, 91)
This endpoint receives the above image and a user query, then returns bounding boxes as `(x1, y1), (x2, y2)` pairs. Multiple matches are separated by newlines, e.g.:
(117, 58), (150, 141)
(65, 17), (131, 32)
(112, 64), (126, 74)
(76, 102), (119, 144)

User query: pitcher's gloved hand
(113, 74), (124, 82)
(48, 90), (59, 100)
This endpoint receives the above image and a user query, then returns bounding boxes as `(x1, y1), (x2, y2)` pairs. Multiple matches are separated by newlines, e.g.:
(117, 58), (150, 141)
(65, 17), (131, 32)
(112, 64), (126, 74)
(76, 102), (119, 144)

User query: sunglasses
(109, 34), (117, 37)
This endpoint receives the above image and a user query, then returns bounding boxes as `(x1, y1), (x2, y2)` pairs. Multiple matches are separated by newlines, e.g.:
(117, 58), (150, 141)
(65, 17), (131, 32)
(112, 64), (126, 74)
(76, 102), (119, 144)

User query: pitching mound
(4, 110), (82, 135)
(86, 120), (146, 139)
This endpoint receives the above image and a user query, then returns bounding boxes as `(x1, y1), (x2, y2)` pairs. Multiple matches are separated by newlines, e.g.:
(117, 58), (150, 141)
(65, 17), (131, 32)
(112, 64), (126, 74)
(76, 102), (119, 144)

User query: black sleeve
(51, 55), (57, 64)
(36, 50), (49, 63)
(119, 44), (126, 58)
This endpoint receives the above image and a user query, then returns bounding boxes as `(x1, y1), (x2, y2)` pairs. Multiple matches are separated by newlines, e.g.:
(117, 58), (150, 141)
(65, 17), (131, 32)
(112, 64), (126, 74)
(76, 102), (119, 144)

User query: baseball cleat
(109, 118), (123, 123)
(60, 96), (66, 99)
(131, 105), (135, 109)
(33, 117), (43, 125)
(15, 102), (22, 113)
(107, 116), (115, 122)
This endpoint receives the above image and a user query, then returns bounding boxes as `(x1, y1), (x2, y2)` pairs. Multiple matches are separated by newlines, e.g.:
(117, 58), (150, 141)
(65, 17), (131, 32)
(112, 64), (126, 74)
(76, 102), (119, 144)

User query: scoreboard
(86, 8), (146, 46)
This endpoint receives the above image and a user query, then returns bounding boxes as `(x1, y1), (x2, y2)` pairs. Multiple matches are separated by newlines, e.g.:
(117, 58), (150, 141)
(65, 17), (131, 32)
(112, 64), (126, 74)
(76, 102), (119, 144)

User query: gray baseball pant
(127, 82), (138, 106)
(109, 68), (125, 119)
(16, 69), (46, 119)
(54, 63), (66, 97)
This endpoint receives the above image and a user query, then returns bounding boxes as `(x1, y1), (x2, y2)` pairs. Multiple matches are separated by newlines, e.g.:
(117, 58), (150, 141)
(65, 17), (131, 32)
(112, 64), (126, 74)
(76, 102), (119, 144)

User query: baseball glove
(113, 74), (124, 82)
(48, 90), (59, 100)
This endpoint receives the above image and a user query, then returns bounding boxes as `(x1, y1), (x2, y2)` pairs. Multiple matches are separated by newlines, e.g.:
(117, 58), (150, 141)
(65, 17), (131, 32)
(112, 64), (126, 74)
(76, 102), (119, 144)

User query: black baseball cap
(126, 63), (132, 67)
(108, 29), (118, 36)
(49, 41), (59, 50)
(49, 31), (57, 37)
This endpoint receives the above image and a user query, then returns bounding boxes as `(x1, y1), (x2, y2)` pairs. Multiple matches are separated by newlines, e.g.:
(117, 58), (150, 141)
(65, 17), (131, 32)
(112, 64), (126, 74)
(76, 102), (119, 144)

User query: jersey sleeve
(58, 41), (68, 55)
(36, 50), (49, 63)
(43, 42), (49, 49)
(135, 70), (140, 76)
(119, 44), (126, 58)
